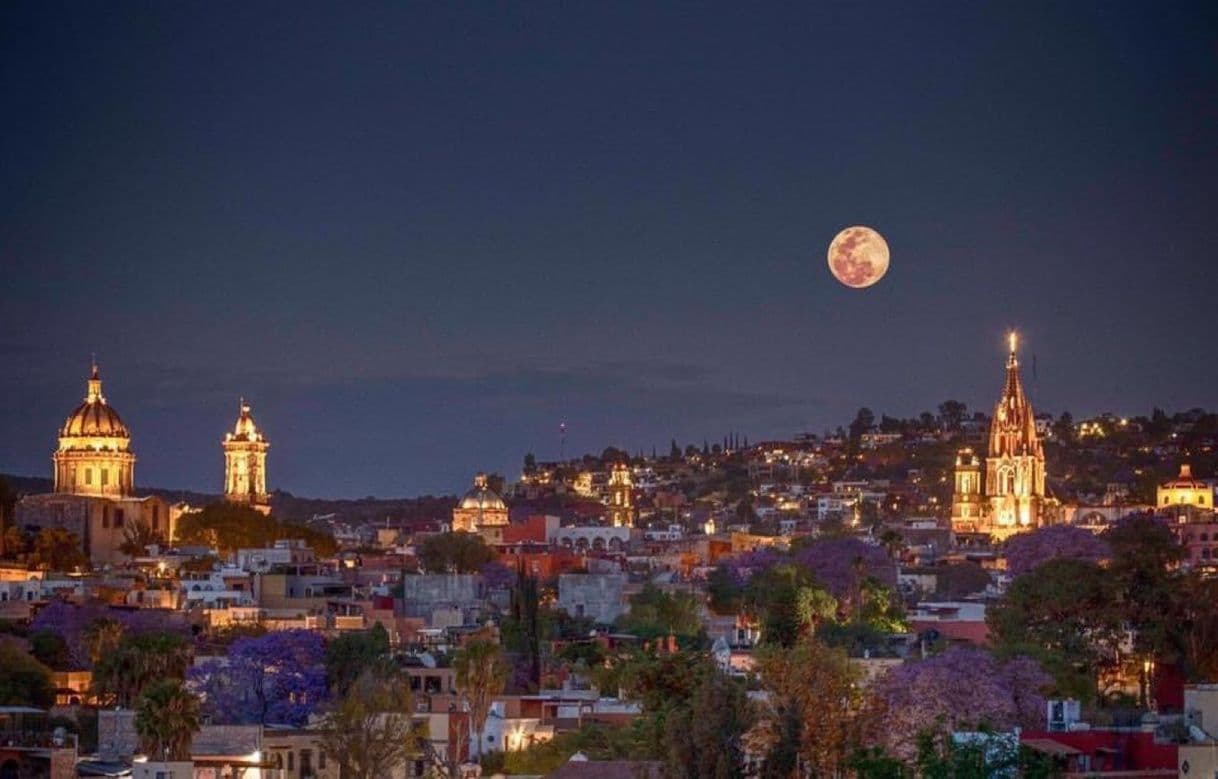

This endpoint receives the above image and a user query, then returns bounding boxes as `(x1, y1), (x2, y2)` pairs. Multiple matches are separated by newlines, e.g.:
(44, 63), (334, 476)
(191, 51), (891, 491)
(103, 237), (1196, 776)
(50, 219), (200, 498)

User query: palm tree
(83, 618), (125, 667)
(119, 519), (166, 557)
(134, 679), (200, 761)
(453, 631), (509, 759)
(795, 586), (838, 637)
(879, 529), (905, 561)
(93, 632), (191, 707)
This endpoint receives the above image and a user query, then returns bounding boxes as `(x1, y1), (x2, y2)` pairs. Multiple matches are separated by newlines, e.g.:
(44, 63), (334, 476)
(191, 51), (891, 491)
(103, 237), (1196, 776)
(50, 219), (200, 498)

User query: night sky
(3, 3), (1216, 498)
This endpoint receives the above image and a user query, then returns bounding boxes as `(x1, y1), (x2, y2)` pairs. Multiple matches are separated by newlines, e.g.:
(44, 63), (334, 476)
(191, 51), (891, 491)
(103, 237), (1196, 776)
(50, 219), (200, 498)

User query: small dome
(60, 365), (130, 439)
(227, 400), (264, 442)
(1163, 464), (1205, 490)
(460, 473), (506, 511)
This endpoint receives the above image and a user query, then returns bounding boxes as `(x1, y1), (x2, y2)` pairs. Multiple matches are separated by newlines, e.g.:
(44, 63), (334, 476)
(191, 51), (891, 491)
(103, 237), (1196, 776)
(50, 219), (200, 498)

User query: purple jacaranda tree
(871, 647), (1051, 760)
(31, 599), (192, 670)
(791, 537), (897, 599)
(479, 560), (516, 590)
(189, 629), (327, 726)
(721, 547), (786, 586)
(1005, 524), (1110, 578)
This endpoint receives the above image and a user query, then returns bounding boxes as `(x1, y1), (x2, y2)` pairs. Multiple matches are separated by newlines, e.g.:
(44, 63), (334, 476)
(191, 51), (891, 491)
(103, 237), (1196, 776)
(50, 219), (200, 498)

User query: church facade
(951, 335), (1048, 540)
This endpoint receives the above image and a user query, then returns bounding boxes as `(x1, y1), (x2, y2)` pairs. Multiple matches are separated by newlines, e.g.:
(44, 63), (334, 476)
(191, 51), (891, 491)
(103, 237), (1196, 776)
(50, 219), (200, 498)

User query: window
(114, 509), (125, 528)
(101, 468), (109, 486)
(301, 748), (313, 775)
(288, 751), (294, 771)
(85, 468), (93, 485)
(319, 751), (326, 769)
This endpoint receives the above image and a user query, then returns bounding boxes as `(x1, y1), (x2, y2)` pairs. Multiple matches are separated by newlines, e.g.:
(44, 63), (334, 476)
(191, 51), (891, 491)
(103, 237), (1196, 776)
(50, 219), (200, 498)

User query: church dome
(60, 365), (130, 440)
(460, 473), (506, 511)
(227, 400), (264, 442)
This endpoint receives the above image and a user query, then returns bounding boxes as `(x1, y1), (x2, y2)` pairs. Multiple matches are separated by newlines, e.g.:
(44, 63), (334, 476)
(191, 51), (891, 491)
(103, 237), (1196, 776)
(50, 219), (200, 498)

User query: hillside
(0, 474), (456, 527)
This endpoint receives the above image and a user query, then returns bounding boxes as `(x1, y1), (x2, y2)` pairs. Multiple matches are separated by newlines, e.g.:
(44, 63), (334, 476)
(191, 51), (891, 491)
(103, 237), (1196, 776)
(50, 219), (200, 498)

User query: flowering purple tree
(31, 600), (192, 669)
(479, 560), (516, 590)
(190, 629), (327, 726)
(792, 538), (896, 599)
(872, 647), (1050, 759)
(721, 547), (786, 586)
(1005, 525), (1109, 578)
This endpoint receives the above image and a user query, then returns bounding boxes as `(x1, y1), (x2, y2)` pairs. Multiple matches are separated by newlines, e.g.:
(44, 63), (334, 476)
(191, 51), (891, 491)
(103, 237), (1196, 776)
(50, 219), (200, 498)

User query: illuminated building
(949, 448), (982, 531)
(606, 462), (634, 527)
(52, 363), (136, 497)
(1157, 464), (1211, 512)
(223, 400), (271, 515)
(952, 334), (1047, 540)
(20, 363), (176, 564)
(452, 473), (509, 532)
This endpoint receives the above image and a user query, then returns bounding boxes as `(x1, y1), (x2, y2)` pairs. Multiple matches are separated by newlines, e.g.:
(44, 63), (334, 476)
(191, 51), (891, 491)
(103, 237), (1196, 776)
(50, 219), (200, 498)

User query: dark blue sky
(2, 3), (1216, 498)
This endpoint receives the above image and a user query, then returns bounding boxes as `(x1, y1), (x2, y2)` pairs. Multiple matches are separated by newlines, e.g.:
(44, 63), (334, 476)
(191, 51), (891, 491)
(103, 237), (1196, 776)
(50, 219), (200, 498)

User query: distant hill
(0, 473), (456, 527)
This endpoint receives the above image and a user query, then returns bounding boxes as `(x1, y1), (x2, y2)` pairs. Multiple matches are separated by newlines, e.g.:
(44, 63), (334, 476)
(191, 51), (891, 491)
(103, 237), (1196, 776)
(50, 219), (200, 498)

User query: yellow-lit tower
(223, 400), (270, 515)
(984, 333), (1045, 538)
(607, 462), (635, 528)
(53, 362), (136, 497)
(949, 448), (982, 534)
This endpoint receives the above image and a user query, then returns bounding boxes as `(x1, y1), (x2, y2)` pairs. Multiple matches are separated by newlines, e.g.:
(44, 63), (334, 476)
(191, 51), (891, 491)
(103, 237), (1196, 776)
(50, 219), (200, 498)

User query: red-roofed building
(1020, 729), (1177, 776)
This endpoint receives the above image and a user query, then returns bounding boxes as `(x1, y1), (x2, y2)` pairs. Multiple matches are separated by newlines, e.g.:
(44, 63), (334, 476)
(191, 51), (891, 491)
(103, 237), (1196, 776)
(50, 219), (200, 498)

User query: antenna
(559, 421), (567, 461)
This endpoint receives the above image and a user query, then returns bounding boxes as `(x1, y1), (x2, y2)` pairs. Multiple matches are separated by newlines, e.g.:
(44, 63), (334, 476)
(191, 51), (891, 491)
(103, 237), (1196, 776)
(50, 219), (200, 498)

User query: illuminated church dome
(53, 363), (136, 497)
(61, 365), (130, 438)
(453, 473), (509, 531)
(459, 473), (507, 511)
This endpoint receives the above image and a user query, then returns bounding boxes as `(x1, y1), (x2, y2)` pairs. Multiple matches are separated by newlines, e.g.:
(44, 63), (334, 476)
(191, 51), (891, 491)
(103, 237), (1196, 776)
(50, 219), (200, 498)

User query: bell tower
(607, 462), (635, 528)
(984, 333), (1045, 538)
(223, 399), (270, 515)
(950, 448), (982, 534)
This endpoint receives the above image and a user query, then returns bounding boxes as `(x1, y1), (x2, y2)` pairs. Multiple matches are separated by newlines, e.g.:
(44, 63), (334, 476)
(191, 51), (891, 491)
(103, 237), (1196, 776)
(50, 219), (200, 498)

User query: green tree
(664, 671), (754, 779)
(319, 669), (419, 779)
(850, 407), (876, 440)
(325, 624), (390, 696)
(707, 565), (744, 615)
(119, 519), (165, 557)
(987, 558), (1122, 702)
(29, 629), (71, 670)
(500, 566), (542, 691)
(616, 583), (704, 642)
(454, 631), (509, 759)
(93, 631), (192, 707)
(796, 587), (839, 638)
(1103, 516), (1183, 659)
(29, 527), (89, 571)
(0, 476), (16, 557)
(934, 562), (992, 600)
(0, 642), (55, 707)
(751, 640), (867, 778)
(417, 532), (495, 573)
(937, 400), (968, 432)
(1052, 412), (1075, 443)
(175, 503), (337, 557)
(134, 679), (200, 761)
(82, 618), (126, 667)
(745, 564), (840, 648)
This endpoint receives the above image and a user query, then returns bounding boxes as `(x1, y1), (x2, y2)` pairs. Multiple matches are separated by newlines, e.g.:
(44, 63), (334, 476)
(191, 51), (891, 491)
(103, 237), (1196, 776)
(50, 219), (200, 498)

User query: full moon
(827, 226), (890, 288)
